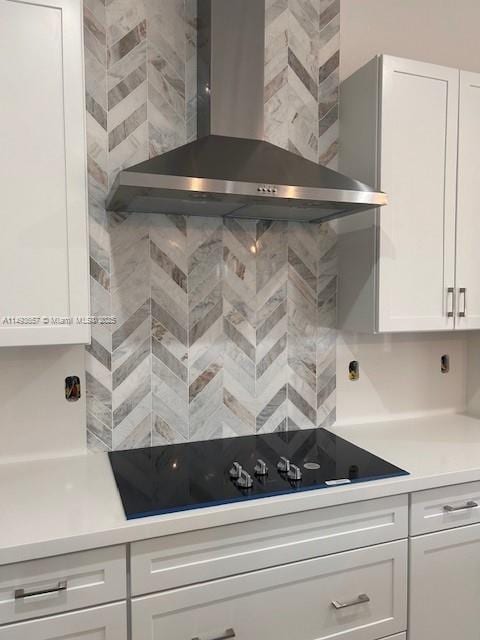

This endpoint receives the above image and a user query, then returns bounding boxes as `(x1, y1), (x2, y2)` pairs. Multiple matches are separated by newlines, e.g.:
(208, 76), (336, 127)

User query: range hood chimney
(106, 0), (386, 222)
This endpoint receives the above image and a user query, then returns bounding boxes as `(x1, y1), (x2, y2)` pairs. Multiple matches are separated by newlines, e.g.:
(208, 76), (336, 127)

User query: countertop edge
(2, 465), (480, 566)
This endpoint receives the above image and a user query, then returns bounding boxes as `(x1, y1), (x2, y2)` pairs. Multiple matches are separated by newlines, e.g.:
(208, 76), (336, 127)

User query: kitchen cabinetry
(132, 540), (407, 640)
(0, 0), (90, 346)
(410, 523), (480, 640)
(0, 603), (126, 640)
(0, 546), (126, 625)
(338, 55), (480, 333)
(455, 71), (480, 330)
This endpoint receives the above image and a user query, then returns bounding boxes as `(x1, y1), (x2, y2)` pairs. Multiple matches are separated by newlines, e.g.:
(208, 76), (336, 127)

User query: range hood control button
(277, 457), (291, 473)
(229, 462), (243, 479)
(254, 459), (268, 476)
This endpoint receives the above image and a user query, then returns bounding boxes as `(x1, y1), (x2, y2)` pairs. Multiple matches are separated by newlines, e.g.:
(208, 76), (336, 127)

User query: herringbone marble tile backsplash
(84, 0), (340, 451)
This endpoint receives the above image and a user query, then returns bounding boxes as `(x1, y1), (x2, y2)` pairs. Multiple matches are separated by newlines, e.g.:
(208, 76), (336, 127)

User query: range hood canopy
(106, 0), (386, 222)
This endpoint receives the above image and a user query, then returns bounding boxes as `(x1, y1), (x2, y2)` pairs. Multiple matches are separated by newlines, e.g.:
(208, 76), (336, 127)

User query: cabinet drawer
(131, 495), (407, 595)
(0, 602), (126, 640)
(132, 540), (408, 640)
(0, 546), (126, 625)
(410, 481), (480, 535)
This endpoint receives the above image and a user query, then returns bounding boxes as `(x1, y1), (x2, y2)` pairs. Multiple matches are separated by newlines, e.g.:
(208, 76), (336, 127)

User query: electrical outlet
(349, 360), (359, 381)
(65, 375), (81, 401)
(441, 355), (450, 374)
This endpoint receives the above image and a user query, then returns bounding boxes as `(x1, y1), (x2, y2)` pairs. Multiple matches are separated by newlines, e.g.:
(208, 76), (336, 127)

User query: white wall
(0, 346), (86, 463)
(340, 0), (480, 80)
(336, 332), (467, 425)
(466, 334), (480, 419)
(336, 0), (475, 424)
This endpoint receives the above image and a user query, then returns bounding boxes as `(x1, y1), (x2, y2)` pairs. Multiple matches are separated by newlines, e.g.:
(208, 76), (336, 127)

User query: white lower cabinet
(132, 540), (407, 640)
(410, 522), (480, 639)
(0, 602), (126, 640)
(0, 545), (126, 624)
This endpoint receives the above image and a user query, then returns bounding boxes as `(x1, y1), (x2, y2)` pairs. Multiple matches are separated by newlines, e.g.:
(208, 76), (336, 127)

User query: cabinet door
(410, 523), (480, 640)
(0, 0), (90, 346)
(0, 602), (126, 640)
(377, 56), (458, 332)
(132, 541), (407, 640)
(455, 71), (480, 330)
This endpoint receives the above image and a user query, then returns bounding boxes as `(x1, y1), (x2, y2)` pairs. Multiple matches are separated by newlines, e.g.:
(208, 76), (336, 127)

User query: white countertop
(3, 413), (480, 566)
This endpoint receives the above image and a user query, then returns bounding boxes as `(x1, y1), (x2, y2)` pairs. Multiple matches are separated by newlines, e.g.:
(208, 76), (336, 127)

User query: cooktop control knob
(277, 456), (291, 473)
(236, 469), (253, 489)
(287, 464), (302, 482)
(254, 459), (268, 476)
(229, 462), (243, 479)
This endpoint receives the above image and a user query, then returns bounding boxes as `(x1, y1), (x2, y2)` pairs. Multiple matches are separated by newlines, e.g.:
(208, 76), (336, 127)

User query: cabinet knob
(287, 464), (302, 482)
(236, 469), (253, 489)
(277, 456), (291, 473)
(229, 462), (242, 479)
(254, 459), (268, 476)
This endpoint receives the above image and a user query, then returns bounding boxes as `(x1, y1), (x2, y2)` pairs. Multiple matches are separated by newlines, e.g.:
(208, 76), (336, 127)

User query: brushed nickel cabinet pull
(331, 593), (370, 609)
(444, 500), (478, 512)
(15, 580), (67, 600)
(447, 287), (455, 317)
(458, 287), (467, 317)
(192, 629), (236, 640)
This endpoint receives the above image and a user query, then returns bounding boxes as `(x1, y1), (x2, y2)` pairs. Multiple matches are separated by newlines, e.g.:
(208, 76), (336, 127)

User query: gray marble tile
(152, 415), (187, 445)
(189, 359), (222, 402)
(87, 411), (112, 449)
(257, 333), (287, 379)
(288, 48), (317, 100)
(113, 373), (150, 428)
(108, 63), (146, 109)
(256, 384), (287, 430)
(113, 299), (150, 351)
(257, 299), (287, 344)
(151, 295), (187, 347)
(224, 318), (255, 362)
(112, 336), (150, 389)
(90, 256), (110, 291)
(87, 429), (111, 452)
(108, 102), (147, 150)
(108, 20), (146, 67)
(86, 336), (112, 371)
(152, 335), (188, 384)
(113, 412), (152, 450)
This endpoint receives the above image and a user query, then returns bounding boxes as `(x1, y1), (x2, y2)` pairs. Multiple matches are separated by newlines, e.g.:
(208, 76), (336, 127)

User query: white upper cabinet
(379, 57), (458, 332)
(0, 0), (90, 346)
(455, 70), (480, 330)
(339, 55), (479, 333)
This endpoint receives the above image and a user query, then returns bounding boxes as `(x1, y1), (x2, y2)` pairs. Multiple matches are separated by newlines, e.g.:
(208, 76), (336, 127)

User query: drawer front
(0, 602), (126, 640)
(0, 546), (126, 625)
(132, 540), (408, 640)
(410, 481), (480, 535)
(131, 495), (407, 595)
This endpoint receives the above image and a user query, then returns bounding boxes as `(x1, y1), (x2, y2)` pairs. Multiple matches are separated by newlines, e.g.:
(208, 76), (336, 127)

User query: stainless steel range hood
(106, 0), (386, 222)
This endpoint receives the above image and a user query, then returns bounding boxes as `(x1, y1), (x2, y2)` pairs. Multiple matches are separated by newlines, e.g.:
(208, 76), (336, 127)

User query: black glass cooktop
(109, 428), (408, 520)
